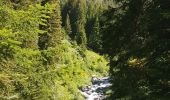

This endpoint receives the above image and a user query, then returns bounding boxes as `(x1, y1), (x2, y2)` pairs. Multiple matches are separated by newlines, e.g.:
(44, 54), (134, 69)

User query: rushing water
(80, 77), (112, 100)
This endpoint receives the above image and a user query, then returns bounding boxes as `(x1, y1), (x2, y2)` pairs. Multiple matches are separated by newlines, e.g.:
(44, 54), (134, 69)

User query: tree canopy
(0, 0), (169, 99)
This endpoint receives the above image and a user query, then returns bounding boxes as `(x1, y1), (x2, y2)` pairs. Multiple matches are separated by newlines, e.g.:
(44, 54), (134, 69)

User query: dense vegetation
(101, 0), (170, 99)
(0, 0), (109, 99)
(0, 0), (169, 100)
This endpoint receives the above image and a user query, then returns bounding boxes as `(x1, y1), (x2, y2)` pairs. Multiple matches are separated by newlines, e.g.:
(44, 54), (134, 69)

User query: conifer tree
(67, 0), (78, 39)
(62, 0), (87, 49)
(75, 0), (87, 49)
(89, 17), (102, 52)
(39, 0), (63, 49)
(64, 14), (72, 36)
(47, 0), (63, 47)
(76, 20), (87, 50)
(101, 0), (170, 99)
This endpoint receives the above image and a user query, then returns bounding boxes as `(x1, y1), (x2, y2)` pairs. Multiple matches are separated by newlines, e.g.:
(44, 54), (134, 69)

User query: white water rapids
(80, 77), (112, 100)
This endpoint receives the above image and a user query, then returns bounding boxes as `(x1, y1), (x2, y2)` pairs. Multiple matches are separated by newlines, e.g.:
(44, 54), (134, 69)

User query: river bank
(80, 76), (112, 100)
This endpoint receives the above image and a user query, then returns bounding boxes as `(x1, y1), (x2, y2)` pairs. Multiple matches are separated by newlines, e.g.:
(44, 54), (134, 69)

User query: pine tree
(66, 0), (78, 39)
(62, 0), (87, 49)
(75, 0), (87, 49)
(76, 20), (87, 50)
(101, 0), (170, 99)
(64, 14), (72, 36)
(89, 17), (102, 52)
(38, 0), (63, 49)
(47, 0), (63, 47)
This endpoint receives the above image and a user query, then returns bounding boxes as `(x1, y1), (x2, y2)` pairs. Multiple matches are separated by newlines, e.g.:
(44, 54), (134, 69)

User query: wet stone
(80, 76), (112, 100)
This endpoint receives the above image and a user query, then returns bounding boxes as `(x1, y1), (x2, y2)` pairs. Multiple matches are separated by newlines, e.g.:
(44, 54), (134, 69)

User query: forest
(0, 0), (169, 100)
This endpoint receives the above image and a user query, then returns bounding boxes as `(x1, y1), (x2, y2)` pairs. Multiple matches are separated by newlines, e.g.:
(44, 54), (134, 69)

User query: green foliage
(88, 17), (102, 52)
(60, 0), (114, 52)
(74, 0), (87, 48)
(10, 0), (34, 10)
(64, 14), (72, 37)
(0, 0), (110, 99)
(0, 29), (21, 58)
(85, 50), (109, 76)
(41, 39), (109, 99)
(47, 0), (63, 48)
(0, 3), (48, 49)
(101, 0), (170, 99)
(0, 4), (57, 99)
(61, 0), (87, 48)
(38, 0), (63, 49)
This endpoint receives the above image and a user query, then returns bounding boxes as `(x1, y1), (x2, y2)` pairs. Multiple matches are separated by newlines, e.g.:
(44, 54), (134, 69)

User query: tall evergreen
(61, 0), (87, 49)
(101, 0), (170, 99)
(39, 0), (63, 49)
(66, 0), (78, 39)
(88, 17), (102, 52)
(75, 0), (87, 49)
(48, 0), (63, 47)
(64, 14), (72, 36)
(0, 0), (110, 100)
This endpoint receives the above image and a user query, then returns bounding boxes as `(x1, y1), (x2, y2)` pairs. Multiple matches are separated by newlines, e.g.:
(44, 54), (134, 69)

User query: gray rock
(80, 76), (112, 100)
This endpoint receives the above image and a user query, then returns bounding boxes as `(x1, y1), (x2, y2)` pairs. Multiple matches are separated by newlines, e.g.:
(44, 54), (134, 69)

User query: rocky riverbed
(80, 76), (112, 100)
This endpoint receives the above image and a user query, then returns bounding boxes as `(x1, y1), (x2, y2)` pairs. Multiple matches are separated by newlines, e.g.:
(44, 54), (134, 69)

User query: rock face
(80, 76), (112, 100)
